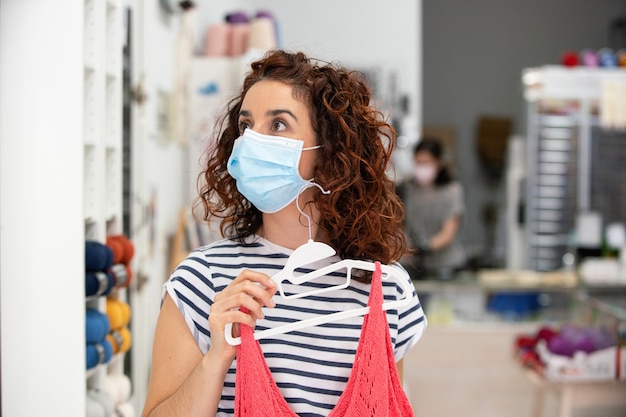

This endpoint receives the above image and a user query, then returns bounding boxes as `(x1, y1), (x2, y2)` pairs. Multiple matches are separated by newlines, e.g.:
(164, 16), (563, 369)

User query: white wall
(194, 0), (422, 181)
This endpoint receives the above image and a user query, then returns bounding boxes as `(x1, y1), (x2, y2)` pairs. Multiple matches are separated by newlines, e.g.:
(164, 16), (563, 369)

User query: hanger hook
(295, 183), (330, 241)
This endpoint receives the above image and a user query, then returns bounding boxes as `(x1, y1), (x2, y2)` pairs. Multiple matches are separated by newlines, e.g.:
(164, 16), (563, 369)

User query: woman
(402, 137), (466, 280)
(142, 50), (426, 417)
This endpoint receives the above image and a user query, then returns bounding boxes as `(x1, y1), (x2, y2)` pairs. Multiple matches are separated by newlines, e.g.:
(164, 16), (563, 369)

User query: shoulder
(440, 180), (463, 197)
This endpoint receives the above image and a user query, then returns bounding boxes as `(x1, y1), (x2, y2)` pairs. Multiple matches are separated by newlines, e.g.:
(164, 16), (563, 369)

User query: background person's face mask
(413, 163), (438, 186)
(227, 129), (321, 213)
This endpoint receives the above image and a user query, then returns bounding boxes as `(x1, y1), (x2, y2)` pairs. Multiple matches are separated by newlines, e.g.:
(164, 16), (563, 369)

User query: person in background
(141, 50), (426, 417)
(401, 137), (466, 280)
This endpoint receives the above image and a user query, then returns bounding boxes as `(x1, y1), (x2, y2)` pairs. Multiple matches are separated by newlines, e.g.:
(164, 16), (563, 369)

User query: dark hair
(413, 137), (453, 185)
(196, 49), (408, 269)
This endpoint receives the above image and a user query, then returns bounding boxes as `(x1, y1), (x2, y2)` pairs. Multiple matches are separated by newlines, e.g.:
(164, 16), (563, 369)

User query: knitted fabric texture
(234, 261), (415, 417)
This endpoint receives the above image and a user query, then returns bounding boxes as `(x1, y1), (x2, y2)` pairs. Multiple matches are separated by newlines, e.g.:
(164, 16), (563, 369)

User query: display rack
(521, 66), (626, 272)
(83, 0), (127, 406)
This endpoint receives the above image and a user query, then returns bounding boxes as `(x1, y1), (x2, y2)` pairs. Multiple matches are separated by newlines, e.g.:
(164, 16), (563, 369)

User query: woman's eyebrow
(267, 109), (297, 121)
(238, 110), (251, 118)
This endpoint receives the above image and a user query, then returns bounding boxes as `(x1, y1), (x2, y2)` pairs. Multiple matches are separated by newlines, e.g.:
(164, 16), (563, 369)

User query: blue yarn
(86, 339), (113, 369)
(85, 240), (114, 271)
(86, 309), (111, 343)
(85, 271), (114, 297)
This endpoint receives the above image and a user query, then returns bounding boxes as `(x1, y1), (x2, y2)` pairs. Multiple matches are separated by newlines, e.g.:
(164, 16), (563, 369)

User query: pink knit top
(234, 262), (415, 417)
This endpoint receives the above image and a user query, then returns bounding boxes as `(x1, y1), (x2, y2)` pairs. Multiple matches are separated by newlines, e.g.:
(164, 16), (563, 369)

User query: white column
(0, 1), (85, 416)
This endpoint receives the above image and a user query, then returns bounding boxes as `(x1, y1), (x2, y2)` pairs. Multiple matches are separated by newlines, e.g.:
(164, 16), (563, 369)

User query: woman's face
(413, 150), (440, 186)
(238, 80), (317, 180)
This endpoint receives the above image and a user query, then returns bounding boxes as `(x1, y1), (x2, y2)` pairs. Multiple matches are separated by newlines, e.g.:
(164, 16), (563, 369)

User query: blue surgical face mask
(227, 128), (323, 213)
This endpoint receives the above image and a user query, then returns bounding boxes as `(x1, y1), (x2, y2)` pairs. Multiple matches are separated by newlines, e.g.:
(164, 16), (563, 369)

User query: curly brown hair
(196, 49), (408, 268)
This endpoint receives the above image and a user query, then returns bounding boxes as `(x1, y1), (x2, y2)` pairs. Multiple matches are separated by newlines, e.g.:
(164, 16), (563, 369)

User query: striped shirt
(163, 235), (427, 417)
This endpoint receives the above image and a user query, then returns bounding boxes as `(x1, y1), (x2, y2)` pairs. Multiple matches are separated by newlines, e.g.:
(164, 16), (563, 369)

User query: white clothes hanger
(224, 187), (413, 346)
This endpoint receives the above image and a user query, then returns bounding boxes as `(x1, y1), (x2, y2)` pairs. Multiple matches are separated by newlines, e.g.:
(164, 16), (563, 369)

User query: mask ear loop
(295, 183), (330, 242)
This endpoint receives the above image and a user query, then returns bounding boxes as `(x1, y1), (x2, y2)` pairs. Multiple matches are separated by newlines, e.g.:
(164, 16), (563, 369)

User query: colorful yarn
(106, 298), (131, 329)
(85, 271), (114, 297)
(86, 309), (111, 343)
(109, 264), (130, 288)
(85, 240), (114, 271)
(106, 235), (134, 288)
(106, 327), (132, 354)
(106, 234), (135, 265)
(86, 339), (113, 369)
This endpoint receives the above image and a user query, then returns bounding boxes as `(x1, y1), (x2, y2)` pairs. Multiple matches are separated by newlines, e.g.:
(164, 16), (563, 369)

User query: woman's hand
(208, 270), (277, 359)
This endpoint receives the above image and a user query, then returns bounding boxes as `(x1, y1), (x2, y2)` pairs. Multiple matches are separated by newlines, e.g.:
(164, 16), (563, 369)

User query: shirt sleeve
(392, 264), (428, 361)
(449, 182), (465, 217)
(162, 250), (215, 354)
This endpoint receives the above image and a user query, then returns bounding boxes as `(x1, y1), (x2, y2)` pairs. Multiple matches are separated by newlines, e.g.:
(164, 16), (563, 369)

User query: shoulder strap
(328, 261), (415, 417)
(234, 308), (299, 417)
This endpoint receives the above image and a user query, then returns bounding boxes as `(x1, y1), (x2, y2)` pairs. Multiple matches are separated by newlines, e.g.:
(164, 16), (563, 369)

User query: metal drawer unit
(526, 104), (580, 271)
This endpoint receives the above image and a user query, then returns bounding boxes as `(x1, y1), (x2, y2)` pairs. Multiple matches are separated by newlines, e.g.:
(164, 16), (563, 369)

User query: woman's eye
(238, 121), (250, 134)
(272, 120), (287, 132)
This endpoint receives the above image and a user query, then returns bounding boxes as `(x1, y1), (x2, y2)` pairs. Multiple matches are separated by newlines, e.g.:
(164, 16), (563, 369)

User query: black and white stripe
(163, 236), (427, 417)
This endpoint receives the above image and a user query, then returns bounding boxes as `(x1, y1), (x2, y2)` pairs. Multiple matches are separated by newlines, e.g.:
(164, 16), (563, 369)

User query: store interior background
(1, 0), (625, 416)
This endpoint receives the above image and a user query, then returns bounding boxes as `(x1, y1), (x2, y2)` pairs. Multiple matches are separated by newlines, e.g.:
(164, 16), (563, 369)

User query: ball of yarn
(106, 235), (135, 265)
(85, 271), (114, 297)
(104, 376), (119, 406)
(106, 298), (131, 329)
(226, 11), (249, 24)
(587, 327), (617, 350)
(514, 335), (536, 350)
(571, 331), (595, 354)
(598, 48), (617, 67)
(86, 394), (106, 417)
(116, 374), (133, 402)
(105, 374), (132, 404)
(547, 334), (575, 357)
(536, 326), (557, 343)
(106, 327), (132, 354)
(561, 50), (579, 67)
(109, 264), (129, 288)
(580, 49), (599, 67)
(116, 402), (135, 417)
(86, 309), (111, 343)
(124, 265), (133, 287)
(106, 238), (124, 265)
(248, 17), (276, 51)
(86, 241), (114, 271)
(86, 339), (113, 369)
(88, 389), (115, 417)
(204, 22), (232, 56)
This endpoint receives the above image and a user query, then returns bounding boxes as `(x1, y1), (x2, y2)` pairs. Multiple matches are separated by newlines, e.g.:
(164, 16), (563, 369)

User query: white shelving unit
(83, 0), (127, 405)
